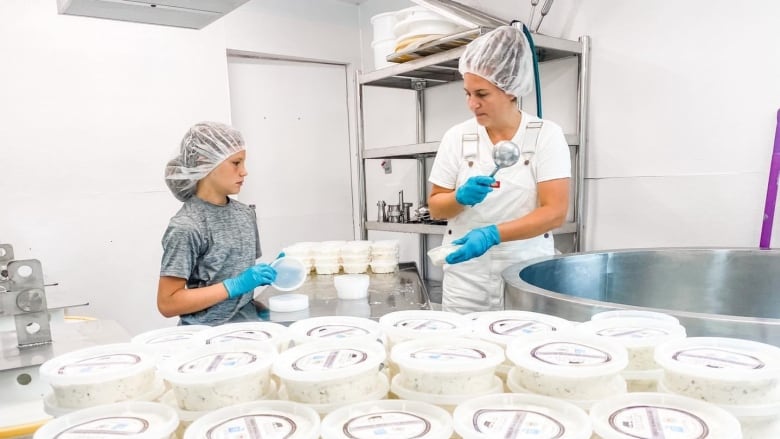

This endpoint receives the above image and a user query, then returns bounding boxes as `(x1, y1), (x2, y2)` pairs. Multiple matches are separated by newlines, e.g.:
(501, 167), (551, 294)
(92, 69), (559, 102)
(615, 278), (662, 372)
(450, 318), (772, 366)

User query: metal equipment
(503, 248), (780, 345)
(0, 244), (51, 348)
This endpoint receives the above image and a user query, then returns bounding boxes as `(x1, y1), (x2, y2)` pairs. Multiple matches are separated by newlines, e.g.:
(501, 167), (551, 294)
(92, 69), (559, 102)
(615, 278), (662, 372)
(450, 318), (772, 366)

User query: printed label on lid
(344, 411), (431, 438)
(178, 352), (257, 374)
(489, 319), (557, 337)
(205, 414), (298, 439)
(56, 416), (150, 437)
(531, 342), (612, 366)
(410, 347), (486, 362)
(147, 332), (198, 344)
(58, 354), (142, 376)
(206, 330), (273, 344)
(473, 409), (564, 438)
(292, 349), (368, 371)
(395, 319), (456, 332)
(306, 324), (370, 339)
(672, 347), (764, 370)
(596, 327), (670, 340)
(608, 405), (708, 438)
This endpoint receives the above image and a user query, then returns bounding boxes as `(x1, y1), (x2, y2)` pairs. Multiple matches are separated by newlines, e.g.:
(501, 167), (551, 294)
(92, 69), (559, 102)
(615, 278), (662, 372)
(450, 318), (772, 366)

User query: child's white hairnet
(459, 26), (534, 98)
(165, 121), (245, 201)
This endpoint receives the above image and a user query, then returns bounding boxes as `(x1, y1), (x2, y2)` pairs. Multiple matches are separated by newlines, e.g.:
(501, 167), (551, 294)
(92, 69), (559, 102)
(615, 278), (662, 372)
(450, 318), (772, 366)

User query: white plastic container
(590, 392), (743, 439)
(622, 368), (663, 393)
(288, 315), (383, 346)
(278, 373), (390, 415)
(157, 341), (277, 411)
(34, 401), (178, 439)
(426, 244), (460, 266)
(321, 399), (453, 439)
(284, 242), (317, 271)
(453, 393), (592, 439)
(271, 256), (308, 291)
(505, 366), (604, 411)
(591, 309), (680, 325)
(131, 325), (209, 361)
(183, 400), (320, 439)
(390, 336), (504, 395)
(390, 374), (503, 413)
(577, 317), (687, 371)
(340, 240), (373, 256)
(269, 293), (310, 313)
(370, 10), (399, 42)
(506, 333), (629, 400)
(654, 337), (780, 405)
(334, 274), (370, 299)
(196, 321), (292, 352)
(39, 343), (158, 409)
(379, 310), (473, 348)
(369, 260), (397, 273)
(371, 240), (399, 257)
(273, 339), (387, 405)
(43, 376), (167, 417)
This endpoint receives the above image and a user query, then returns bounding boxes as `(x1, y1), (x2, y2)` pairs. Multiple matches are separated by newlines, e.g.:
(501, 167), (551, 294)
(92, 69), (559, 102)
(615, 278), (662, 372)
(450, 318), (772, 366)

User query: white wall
(0, 0), (362, 335)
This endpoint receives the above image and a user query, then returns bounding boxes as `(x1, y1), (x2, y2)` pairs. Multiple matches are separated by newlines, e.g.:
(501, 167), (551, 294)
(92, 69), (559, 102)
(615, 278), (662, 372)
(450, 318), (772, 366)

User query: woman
(158, 121), (276, 325)
(428, 26), (571, 314)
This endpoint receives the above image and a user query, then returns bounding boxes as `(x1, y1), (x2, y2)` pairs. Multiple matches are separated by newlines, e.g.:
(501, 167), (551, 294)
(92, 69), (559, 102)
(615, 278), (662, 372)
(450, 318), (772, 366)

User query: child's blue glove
(223, 263), (277, 299)
(455, 176), (495, 206)
(445, 225), (501, 264)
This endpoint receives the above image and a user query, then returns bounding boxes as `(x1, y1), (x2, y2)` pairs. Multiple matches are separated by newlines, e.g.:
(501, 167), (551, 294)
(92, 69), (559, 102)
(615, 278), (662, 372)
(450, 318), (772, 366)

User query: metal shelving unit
(356, 27), (590, 283)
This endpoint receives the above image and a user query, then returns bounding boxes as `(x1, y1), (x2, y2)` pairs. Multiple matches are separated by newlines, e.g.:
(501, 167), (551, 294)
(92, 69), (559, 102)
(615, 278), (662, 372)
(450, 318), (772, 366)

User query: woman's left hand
(446, 225), (501, 264)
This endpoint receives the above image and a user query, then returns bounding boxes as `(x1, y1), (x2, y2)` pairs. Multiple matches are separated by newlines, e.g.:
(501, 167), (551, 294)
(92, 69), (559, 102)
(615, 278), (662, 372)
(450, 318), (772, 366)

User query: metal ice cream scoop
(489, 140), (521, 177)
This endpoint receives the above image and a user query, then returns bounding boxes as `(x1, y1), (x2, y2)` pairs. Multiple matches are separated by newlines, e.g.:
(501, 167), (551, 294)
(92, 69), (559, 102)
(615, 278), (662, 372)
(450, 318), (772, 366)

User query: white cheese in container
(39, 343), (158, 409)
(288, 315), (384, 346)
(131, 325), (209, 361)
(195, 321), (292, 352)
(506, 333), (629, 400)
(157, 341), (277, 411)
(43, 377), (166, 417)
(654, 337), (780, 405)
(379, 310), (473, 348)
(505, 366), (605, 411)
(183, 400), (320, 439)
(390, 374), (503, 413)
(577, 317), (686, 371)
(622, 368), (662, 393)
(278, 373), (390, 415)
(273, 339), (387, 405)
(34, 401), (178, 439)
(321, 399), (453, 439)
(453, 393), (592, 439)
(590, 392), (743, 439)
(390, 336), (504, 395)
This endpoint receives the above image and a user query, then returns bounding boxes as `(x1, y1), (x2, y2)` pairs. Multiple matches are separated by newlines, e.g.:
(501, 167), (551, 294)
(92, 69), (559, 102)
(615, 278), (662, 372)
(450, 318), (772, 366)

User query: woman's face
(463, 73), (516, 128)
(203, 150), (247, 196)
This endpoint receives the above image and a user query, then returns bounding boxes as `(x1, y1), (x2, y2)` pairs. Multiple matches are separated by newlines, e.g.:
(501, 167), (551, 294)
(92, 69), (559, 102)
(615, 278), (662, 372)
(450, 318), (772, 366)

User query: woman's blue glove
(455, 176), (495, 206)
(446, 225), (501, 264)
(223, 263), (277, 299)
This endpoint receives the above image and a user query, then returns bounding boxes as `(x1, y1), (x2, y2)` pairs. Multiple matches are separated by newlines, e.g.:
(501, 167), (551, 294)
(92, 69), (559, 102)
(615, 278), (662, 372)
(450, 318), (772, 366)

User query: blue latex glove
(455, 176), (495, 206)
(446, 225), (501, 264)
(223, 263), (277, 299)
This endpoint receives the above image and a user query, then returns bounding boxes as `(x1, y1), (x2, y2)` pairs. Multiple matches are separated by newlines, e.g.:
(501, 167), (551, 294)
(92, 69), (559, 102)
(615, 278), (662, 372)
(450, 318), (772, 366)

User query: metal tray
(387, 27), (493, 64)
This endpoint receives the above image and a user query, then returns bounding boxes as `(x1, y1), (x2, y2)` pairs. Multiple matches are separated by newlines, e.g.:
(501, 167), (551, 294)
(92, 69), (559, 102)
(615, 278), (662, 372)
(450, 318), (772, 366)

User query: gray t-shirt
(160, 196), (262, 325)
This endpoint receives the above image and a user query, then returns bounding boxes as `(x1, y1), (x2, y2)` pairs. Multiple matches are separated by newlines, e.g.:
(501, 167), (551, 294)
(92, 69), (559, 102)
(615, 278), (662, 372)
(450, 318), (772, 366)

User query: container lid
(505, 333), (629, 378)
(390, 336), (504, 374)
(654, 336), (780, 381)
(273, 339), (386, 383)
(269, 293), (310, 312)
(183, 400), (320, 439)
(196, 321), (291, 350)
(34, 401), (178, 439)
(390, 374), (503, 407)
(379, 310), (472, 344)
(39, 343), (157, 387)
(130, 325), (209, 347)
(577, 317), (687, 348)
(590, 392), (743, 439)
(453, 393), (592, 439)
(472, 310), (575, 347)
(341, 240), (373, 254)
(321, 399), (453, 439)
(157, 341), (277, 385)
(288, 316), (383, 345)
(271, 257), (308, 291)
(591, 309), (680, 325)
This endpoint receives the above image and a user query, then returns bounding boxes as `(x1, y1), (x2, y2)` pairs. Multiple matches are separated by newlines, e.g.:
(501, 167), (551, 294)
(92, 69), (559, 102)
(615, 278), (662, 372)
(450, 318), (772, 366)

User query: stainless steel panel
(503, 248), (780, 345)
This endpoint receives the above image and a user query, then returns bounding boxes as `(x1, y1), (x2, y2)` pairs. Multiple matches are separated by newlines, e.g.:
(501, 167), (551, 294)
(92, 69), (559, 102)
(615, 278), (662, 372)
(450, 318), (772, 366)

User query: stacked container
(195, 321), (292, 352)
(288, 315), (384, 347)
(34, 401), (179, 439)
(370, 239), (400, 273)
(369, 10), (399, 70)
(313, 241), (345, 274)
(283, 242), (317, 273)
(340, 240), (372, 273)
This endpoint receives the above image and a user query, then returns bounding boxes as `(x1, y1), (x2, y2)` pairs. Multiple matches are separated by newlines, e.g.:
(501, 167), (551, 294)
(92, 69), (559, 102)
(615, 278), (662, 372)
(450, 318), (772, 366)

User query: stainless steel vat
(503, 248), (780, 346)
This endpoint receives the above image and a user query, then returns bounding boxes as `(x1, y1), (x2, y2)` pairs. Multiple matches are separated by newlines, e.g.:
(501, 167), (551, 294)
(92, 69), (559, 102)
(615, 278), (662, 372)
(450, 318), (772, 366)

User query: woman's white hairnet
(165, 121), (245, 201)
(459, 26), (534, 98)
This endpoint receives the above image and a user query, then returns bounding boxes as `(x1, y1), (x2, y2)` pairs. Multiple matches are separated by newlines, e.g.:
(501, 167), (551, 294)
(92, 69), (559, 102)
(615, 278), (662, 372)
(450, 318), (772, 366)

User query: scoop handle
(488, 165), (500, 177)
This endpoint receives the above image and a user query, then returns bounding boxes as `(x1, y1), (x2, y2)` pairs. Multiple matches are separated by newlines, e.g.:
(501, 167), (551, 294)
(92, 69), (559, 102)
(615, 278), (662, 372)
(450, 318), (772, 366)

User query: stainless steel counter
(254, 262), (431, 323)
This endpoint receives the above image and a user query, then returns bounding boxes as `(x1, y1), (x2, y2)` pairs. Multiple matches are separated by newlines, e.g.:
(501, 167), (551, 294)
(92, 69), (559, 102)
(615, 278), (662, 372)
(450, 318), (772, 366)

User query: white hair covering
(459, 26), (534, 98)
(165, 121), (245, 201)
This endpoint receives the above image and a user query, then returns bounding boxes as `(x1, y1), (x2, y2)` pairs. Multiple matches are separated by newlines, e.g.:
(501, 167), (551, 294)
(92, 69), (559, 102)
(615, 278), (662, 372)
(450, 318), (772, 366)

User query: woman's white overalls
(441, 117), (555, 314)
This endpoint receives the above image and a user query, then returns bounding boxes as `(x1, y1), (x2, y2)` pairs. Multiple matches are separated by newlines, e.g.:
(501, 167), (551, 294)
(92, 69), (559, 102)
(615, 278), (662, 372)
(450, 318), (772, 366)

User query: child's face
(204, 150), (247, 196)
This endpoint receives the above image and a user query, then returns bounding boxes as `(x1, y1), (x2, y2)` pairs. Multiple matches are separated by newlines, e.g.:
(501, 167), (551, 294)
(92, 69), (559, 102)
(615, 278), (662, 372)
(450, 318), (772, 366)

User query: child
(158, 121), (276, 325)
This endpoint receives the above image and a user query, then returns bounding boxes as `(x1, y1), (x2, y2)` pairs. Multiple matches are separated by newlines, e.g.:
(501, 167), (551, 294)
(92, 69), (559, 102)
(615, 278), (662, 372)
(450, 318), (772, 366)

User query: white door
(227, 56), (354, 258)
